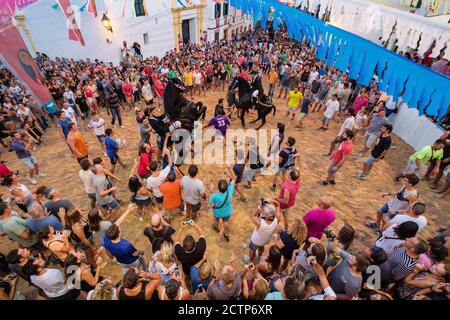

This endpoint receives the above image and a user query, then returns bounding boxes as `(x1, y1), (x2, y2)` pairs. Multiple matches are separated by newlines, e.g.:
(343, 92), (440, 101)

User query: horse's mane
(163, 78), (191, 120)
(230, 76), (251, 99)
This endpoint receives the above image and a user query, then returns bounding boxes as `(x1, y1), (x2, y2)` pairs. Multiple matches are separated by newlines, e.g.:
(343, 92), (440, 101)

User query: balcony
(207, 14), (248, 30)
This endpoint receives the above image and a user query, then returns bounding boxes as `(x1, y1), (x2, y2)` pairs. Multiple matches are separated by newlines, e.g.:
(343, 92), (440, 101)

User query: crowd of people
(0, 27), (449, 301)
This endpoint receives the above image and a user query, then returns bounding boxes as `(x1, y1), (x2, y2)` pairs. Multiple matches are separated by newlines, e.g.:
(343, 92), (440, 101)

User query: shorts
(327, 161), (339, 176)
(364, 132), (378, 149)
(155, 196), (163, 204)
(321, 115), (332, 125)
(331, 136), (341, 145)
(316, 96), (325, 103)
(214, 216), (230, 222)
(186, 202), (201, 213)
(245, 168), (257, 181)
(87, 193), (96, 202)
(134, 197), (152, 207)
(404, 159), (427, 176)
(109, 155), (119, 165)
(20, 155), (38, 169)
(249, 240), (265, 253)
(100, 199), (120, 210)
(363, 154), (377, 166)
(286, 105), (297, 113)
(278, 165), (294, 174)
(378, 202), (390, 214)
(186, 85), (194, 92)
(96, 134), (106, 143)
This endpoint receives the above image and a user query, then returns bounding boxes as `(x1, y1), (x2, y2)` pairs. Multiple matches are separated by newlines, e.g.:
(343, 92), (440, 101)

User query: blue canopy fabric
(232, 0), (450, 121)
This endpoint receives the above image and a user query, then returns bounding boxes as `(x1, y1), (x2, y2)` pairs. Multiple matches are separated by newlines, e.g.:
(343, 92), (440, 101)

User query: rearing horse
(228, 76), (254, 127)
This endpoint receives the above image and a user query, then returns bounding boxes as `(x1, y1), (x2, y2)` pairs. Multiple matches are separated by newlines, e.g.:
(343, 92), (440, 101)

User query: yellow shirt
(268, 71), (278, 84)
(288, 91), (303, 107)
(183, 72), (194, 86)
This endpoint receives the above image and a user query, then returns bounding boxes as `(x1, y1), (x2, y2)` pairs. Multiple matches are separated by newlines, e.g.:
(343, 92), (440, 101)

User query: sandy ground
(1, 80), (448, 290)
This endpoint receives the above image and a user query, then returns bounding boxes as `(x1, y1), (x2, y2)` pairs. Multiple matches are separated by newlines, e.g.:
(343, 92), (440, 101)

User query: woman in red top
(152, 75), (165, 107)
(87, 80), (99, 113)
(137, 143), (156, 179)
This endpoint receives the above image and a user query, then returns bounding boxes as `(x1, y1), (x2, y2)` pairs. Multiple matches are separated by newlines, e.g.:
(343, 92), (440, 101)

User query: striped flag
(56, 0), (85, 46)
(88, 0), (97, 17)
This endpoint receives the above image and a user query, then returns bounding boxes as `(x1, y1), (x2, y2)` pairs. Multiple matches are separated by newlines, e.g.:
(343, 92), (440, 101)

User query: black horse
(228, 76), (276, 128)
(163, 77), (207, 131)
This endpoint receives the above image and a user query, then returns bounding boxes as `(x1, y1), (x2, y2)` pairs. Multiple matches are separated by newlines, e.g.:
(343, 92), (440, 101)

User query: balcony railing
(207, 14), (249, 30)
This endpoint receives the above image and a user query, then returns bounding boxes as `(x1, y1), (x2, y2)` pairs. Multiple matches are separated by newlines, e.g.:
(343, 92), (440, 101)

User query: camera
(323, 229), (336, 241)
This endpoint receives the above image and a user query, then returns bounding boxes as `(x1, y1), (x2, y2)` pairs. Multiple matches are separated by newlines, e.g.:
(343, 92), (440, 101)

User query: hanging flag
(56, 0), (86, 46)
(80, 1), (88, 12)
(88, 0), (97, 17)
(0, 20), (53, 105)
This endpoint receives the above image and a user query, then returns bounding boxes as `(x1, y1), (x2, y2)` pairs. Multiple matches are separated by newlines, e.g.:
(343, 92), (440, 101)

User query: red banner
(0, 21), (52, 105)
(56, 0), (85, 46)
(88, 0), (97, 17)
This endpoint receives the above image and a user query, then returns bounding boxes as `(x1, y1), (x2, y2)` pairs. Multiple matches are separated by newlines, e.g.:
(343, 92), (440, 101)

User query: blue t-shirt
(104, 136), (119, 158)
(57, 118), (71, 138)
(190, 265), (212, 293)
(209, 182), (234, 218)
(43, 101), (58, 114)
(265, 291), (284, 300)
(27, 216), (63, 233)
(103, 236), (138, 264)
(11, 140), (31, 159)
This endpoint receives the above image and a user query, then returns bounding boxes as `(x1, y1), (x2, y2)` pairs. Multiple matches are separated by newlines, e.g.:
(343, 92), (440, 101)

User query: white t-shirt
(375, 225), (404, 255)
(63, 107), (77, 124)
(390, 214), (427, 232)
(146, 165), (171, 198)
(308, 71), (319, 84)
(308, 287), (336, 300)
(79, 169), (95, 194)
(142, 84), (153, 101)
(180, 176), (206, 205)
(354, 112), (368, 130)
(338, 116), (355, 136)
(63, 91), (75, 105)
(323, 100), (339, 119)
(30, 269), (71, 298)
(193, 72), (202, 85)
(88, 118), (105, 136)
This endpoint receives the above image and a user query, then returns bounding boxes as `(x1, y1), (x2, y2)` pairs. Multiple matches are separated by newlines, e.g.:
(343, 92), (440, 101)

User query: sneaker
(120, 125), (125, 129)
(358, 150), (364, 157)
(320, 180), (328, 186)
(322, 153), (331, 157)
(37, 173), (47, 178)
(104, 153), (108, 157)
(356, 173), (366, 180)
(270, 184), (276, 191)
(366, 222), (379, 229)
(29, 178), (37, 185)
(139, 216), (143, 222)
(329, 180), (336, 185)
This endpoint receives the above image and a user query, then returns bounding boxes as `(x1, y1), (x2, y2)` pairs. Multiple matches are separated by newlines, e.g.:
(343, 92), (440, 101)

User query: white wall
(18, 0), (175, 64)
(388, 103), (445, 150)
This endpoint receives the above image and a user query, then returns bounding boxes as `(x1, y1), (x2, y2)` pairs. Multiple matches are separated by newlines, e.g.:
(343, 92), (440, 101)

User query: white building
(12, 0), (252, 64)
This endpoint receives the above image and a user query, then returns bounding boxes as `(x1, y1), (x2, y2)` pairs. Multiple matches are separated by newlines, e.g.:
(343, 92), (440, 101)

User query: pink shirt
(279, 179), (301, 209)
(353, 95), (368, 113)
(122, 83), (133, 98)
(303, 208), (336, 239)
(332, 140), (352, 164)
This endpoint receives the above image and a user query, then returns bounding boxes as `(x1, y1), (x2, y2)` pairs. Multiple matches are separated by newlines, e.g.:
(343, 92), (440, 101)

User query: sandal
(223, 234), (230, 241)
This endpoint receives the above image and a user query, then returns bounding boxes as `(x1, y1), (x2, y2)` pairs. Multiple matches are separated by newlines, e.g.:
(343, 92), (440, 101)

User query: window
(143, 33), (149, 45)
(215, 3), (221, 19)
(223, 1), (229, 16)
(135, 0), (146, 17)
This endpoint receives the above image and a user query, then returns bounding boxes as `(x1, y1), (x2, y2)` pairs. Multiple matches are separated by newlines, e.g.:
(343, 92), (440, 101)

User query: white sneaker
(120, 125), (125, 129)
(104, 153), (108, 157)
(37, 173), (47, 177)
(139, 216), (143, 222)
(29, 178), (37, 185)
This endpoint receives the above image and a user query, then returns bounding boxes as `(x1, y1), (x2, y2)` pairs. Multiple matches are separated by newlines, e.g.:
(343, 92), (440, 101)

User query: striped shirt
(387, 247), (418, 281)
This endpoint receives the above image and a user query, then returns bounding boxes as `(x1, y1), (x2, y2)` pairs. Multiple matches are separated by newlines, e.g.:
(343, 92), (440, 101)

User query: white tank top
(9, 184), (31, 204)
(251, 218), (278, 247)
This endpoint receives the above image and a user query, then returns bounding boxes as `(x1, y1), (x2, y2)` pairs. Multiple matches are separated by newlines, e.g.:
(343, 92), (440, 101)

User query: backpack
(282, 147), (296, 169)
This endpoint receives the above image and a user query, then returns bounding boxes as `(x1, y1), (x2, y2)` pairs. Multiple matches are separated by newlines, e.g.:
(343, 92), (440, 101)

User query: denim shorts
(100, 199), (120, 210)
(249, 240), (264, 252)
(378, 202), (390, 214)
(363, 154), (377, 166)
(20, 155), (38, 169)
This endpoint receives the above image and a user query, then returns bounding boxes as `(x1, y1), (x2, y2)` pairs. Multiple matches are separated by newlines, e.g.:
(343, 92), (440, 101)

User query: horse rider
(250, 70), (264, 104)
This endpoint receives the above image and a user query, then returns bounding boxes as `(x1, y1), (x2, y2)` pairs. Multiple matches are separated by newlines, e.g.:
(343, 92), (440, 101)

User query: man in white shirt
(62, 102), (77, 125)
(326, 108), (355, 156)
(141, 80), (153, 104)
(308, 66), (319, 84)
(78, 158), (96, 209)
(180, 164), (206, 220)
(146, 148), (173, 209)
(319, 94), (339, 131)
(382, 202), (427, 232)
(87, 112), (106, 155)
(23, 254), (80, 300)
